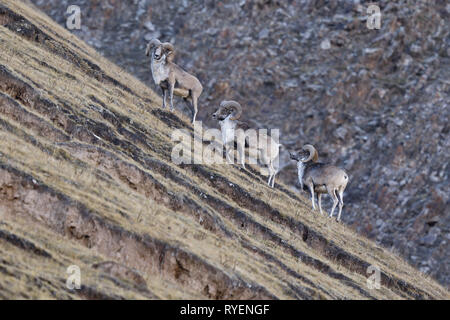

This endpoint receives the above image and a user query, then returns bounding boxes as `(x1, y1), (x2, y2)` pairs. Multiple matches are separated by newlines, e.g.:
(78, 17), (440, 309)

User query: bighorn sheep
(290, 144), (348, 221)
(145, 38), (203, 123)
(212, 100), (281, 188)
(212, 100), (247, 167)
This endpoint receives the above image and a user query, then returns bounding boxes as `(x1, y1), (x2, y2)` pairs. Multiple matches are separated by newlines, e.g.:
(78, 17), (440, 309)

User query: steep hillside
(29, 0), (450, 286)
(0, 0), (448, 299)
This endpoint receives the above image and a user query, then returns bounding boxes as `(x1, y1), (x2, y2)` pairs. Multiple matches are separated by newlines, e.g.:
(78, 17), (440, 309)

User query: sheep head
(212, 100), (242, 121)
(290, 144), (319, 163)
(146, 38), (175, 62)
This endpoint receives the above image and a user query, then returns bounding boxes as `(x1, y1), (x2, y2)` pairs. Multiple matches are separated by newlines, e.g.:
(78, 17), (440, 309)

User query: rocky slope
(0, 0), (448, 299)
(28, 0), (450, 286)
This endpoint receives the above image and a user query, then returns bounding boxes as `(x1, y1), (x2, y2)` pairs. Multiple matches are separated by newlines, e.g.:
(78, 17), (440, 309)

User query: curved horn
(162, 42), (175, 62)
(220, 100), (242, 120)
(146, 38), (161, 56)
(302, 144), (318, 163)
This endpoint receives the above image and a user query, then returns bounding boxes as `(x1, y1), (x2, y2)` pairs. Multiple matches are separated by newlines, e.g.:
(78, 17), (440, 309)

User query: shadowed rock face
(0, 0), (448, 299)
(28, 0), (450, 286)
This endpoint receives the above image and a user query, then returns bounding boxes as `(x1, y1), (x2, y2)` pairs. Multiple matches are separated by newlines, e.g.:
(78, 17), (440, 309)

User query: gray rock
(376, 219), (384, 227)
(258, 28), (269, 39)
(320, 39), (331, 50)
(144, 21), (155, 31)
(420, 234), (438, 246)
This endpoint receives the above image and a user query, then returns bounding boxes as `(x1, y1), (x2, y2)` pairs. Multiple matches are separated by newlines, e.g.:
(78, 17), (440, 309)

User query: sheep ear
(145, 44), (150, 56)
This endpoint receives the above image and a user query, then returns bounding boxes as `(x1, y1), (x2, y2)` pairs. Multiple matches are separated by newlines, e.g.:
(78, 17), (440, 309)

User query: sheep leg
(225, 149), (232, 164)
(237, 143), (246, 169)
(337, 188), (344, 222)
(270, 163), (276, 187)
(183, 97), (194, 121)
(169, 81), (175, 112)
(160, 86), (167, 109)
(225, 142), (234, 164)
(318, 193), (323, 215)
(267, 161), (275, 187)
(308, 183), (316, 210)
(191, 93), (198, 123)
(267, 168), (273, 187)
(328, 188), (338, 218)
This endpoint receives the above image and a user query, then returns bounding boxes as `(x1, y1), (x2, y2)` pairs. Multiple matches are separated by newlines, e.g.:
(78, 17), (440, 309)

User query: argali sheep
(145, 38), (203, 123)
(212, 100), (282, 188)
(290, 144), (348, 221)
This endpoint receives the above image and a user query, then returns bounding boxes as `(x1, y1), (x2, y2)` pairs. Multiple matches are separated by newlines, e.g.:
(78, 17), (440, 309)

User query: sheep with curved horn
(146, 38), (203, 123)
(290, 144), (349, 221)
(212, 100), (282, 188)
(212, 100), (247, 168)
